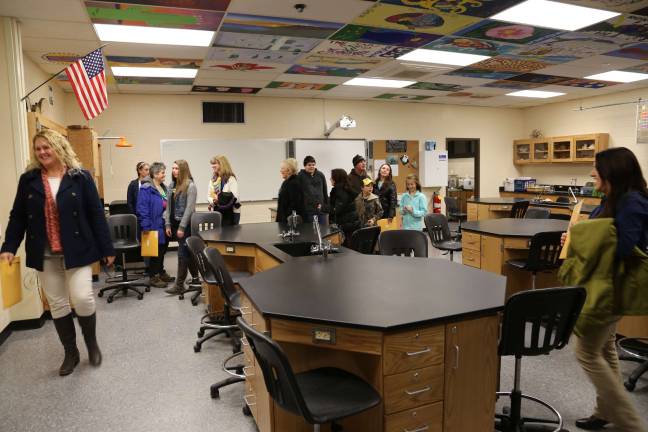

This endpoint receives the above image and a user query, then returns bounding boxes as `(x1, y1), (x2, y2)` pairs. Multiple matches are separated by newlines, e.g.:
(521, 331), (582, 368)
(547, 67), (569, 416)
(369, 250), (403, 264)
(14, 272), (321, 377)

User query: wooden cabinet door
(444, 315), (499, 432)
(467, 203), (478, 221)
(573, 134), (598, 162)
(550, 136), (573, 162)
(481, 235), (503, 274)
(513, 140), (532, 165)
(531, 140), (550, 163)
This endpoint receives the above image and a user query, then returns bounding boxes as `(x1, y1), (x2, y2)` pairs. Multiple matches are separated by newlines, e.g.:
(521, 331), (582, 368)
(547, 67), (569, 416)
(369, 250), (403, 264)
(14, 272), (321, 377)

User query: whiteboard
(161, 139), (287, 202)
(292, 139), (367, 192)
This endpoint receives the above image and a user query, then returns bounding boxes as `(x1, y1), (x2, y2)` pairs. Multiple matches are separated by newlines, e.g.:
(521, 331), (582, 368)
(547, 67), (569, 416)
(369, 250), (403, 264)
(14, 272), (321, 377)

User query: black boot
(165, 258), (187, 295)
(52, 313), (80, 376)
(77, 313), (102, 367)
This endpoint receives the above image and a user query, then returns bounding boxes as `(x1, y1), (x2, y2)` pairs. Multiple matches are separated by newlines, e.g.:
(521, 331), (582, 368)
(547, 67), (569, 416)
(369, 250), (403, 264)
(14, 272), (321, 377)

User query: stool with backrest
(510, 201), (530, 218)
(506, 231), (563, 290)
(549, 213), (571, 221)
(524, 208), (551, 219)
(237, 316), (381, 432)
(98, 214), (150, 303)
(179, 211), (223, 304)
(444, 196), (467, 233)
(349, 226), (381, 254)
(109, 200), (131, 215)
(617, 337), (648, 391)
(378, 229), (428, 257)
(496, 286), (586, 432)
(424, 213), (462, 262)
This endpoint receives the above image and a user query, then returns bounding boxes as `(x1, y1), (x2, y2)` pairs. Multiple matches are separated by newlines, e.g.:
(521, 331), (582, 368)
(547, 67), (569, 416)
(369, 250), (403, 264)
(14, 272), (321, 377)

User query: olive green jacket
(558, 218), (648, 336)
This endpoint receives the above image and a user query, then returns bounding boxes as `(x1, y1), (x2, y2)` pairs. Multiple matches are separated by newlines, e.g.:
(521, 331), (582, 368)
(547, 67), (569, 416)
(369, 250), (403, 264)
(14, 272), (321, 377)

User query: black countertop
(498, 187), (600, 198)
(469, 197), (596, 214)
(468, 198), (526, 205)
(199, 222), (345, 262)
(462, 218), (569, 237)
(239, 254), (506, 331)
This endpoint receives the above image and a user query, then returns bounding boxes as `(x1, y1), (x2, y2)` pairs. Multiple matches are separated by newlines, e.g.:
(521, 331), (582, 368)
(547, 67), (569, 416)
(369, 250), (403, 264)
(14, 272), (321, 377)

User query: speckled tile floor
(0, 250), (646, 432)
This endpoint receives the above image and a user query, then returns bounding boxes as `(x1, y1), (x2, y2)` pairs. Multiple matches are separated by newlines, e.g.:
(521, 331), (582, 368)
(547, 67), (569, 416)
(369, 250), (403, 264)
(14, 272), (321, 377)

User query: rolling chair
(237, 316), (381, 432)
(378, 229), (428, 257)
(549, 213), (571, 221)
(98, 214), (150, 303)
(556, 196), (570, 204)
(424, 214), (462, 262)
(444, 196), (467, 233)
(506, 231), (563, 290)
(524, 208), (551, 220)
(108, 200), (131, 215)
(617, 337), (648, 391)
(496, 286), (586, 432)
(349, 226), (380, 254)
(510, 201), (530, 218)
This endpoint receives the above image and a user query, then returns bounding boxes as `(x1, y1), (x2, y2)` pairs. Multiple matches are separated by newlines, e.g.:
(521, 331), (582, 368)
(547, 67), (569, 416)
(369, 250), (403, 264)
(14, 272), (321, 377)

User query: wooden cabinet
(446, 189), (473, 214)
(550, 136), (573, 162)
(66, 127), (104, 198)
(513, 133), (608, 165)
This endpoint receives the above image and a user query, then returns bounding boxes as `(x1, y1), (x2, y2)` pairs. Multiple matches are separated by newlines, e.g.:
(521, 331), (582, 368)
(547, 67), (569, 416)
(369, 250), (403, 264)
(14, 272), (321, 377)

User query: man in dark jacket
(298, 155), (329, 224)
(348, 154), (368, 196)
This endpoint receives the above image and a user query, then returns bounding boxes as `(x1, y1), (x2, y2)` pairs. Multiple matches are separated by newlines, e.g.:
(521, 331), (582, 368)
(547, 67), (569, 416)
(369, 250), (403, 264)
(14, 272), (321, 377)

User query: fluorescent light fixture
(507, 90), (565, 98)
(94, 23), (214, 46)
(585, 70), (648, 83)
(398, 49), (489, 66)
(111, 67), (198, 78)
(343, 77), (415, 88)
(491, 0), (619, 31)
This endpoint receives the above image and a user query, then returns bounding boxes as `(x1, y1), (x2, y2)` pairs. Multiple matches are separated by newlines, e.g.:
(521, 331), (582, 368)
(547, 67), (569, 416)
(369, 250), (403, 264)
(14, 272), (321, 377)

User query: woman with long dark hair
(329, 168), (361, 244)
(373, 163), (397, 223)
(567, 147), (648, 431)
(127, 161), (149, 214)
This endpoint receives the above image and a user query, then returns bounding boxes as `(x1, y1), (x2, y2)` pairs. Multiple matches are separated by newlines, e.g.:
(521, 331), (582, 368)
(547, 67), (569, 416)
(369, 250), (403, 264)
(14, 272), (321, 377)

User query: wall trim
(0, 311), (50, 348)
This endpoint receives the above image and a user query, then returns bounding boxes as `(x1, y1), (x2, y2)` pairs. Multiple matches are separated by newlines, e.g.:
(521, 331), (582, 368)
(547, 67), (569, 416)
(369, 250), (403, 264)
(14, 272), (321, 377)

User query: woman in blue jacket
(137, 162), (173, 288)
(569, 147), (648, 432)
(0, 130), (115, 376)
(400, 174), (427, 230)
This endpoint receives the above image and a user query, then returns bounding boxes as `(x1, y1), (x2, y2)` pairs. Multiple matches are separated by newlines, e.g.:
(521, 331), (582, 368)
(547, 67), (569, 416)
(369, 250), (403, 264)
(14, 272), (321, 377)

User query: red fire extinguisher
(432, 192), (442, 214)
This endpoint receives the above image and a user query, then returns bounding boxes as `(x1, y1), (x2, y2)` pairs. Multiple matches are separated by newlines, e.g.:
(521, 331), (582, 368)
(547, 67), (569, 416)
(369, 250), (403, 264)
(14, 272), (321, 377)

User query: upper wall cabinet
(513, 133), (608, 165)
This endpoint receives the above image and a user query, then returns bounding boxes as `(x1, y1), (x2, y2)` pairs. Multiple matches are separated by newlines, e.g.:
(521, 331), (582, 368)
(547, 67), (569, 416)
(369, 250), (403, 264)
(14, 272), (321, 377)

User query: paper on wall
(373, 159), (385, 176)
(390, 164), (399, 176)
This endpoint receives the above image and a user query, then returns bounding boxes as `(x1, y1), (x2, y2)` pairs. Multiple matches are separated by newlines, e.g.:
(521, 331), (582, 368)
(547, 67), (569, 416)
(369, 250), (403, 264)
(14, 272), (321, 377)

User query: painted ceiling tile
(285, 64), (368, 77)
(202, 61), (285, 72)
(555, 78), (619, 88)
(206, 47), (302, 64)
(406, 81), (468, 91)
(213, 32), (321, 52)
(329, 24), (441, 47)
(192, 85), (262, 93)
(299, 53), (387, 69)
(603, 42), (648, 60)
(423, 36), (520, 56)
(106, 56), (202, 68)
(352, 3), (480, 35)
(115, 76), (194, 85)
(266, 81), (337, 90)
(445, 67), (521, 80)
(85, 1), (223, 30)
(379, 0), (525, 18)
(623, 61), (648, 72)
(220, 13), (343, 39)
(86, 0), (231, 11)
(580, 14), (648, 44)
(471, 56), (551, 73)
(504, 73), (571, 84)
(559, 0), (648, 13)
(509, 32), (625, 62)
(375, 93), (432, 100)
(311, 40), (413, 58)
(633, 6), (648, 15)
(454, 20), (562, 45)
(481, 80), (544, 90)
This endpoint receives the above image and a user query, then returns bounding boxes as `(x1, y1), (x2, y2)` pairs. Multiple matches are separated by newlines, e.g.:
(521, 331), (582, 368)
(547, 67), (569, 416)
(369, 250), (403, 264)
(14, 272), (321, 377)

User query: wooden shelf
(514, 133), (608, 165)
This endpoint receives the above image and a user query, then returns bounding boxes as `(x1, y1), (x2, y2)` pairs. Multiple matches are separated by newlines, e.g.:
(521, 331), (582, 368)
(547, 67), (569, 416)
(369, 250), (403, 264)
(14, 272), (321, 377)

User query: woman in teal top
(400, 174), (427, 230)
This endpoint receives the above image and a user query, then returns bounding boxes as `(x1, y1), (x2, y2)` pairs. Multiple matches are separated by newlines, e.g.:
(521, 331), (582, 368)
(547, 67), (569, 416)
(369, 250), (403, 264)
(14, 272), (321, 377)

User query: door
(550, 136), (573, 162)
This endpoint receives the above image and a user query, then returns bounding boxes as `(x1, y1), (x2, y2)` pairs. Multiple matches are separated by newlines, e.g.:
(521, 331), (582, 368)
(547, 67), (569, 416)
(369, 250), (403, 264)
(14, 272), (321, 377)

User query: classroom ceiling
(3, 0), (648, 108)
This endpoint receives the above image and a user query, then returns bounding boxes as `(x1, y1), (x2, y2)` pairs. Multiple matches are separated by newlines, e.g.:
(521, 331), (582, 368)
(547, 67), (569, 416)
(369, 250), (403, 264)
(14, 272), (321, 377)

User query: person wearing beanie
(348, 154), (368, 196)
(298, 155), (329, 224)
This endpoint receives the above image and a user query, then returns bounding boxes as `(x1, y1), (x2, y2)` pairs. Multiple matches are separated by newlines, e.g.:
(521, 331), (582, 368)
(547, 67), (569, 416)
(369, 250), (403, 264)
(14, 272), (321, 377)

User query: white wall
(521, 87), (648, 186)
(448, 157), (475, 178)
(22, 55), (67, 126)
(64, 93), (524, 220)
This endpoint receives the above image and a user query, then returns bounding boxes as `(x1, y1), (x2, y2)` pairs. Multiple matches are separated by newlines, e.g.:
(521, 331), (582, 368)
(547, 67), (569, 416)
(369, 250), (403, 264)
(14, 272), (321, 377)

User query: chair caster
(179, 294), (184, 300)
(197, 330), (205, 338)
(191, 298), (199, 306)
(242, 405), (252, 416)
(107, 297), (113, 304)
(211, 386), (220, 399)
(145, 286), (151, 292)
(138, 294), (144, 300)
(194, 344), (201, 353)
(98, 291), (104, 297)
(625, 380), (636, 391)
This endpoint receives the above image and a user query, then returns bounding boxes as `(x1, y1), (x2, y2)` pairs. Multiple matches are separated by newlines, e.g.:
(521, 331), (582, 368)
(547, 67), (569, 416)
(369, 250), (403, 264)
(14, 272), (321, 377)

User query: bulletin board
(371, 140), (419, 193)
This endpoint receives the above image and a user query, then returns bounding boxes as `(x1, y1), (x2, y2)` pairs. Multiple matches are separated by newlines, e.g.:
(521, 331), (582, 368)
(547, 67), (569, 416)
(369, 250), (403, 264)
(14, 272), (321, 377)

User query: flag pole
(20, 44), (110, 102)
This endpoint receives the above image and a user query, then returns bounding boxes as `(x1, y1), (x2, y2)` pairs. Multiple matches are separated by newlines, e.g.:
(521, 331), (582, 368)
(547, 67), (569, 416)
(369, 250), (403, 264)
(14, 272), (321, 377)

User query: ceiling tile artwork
(5, 0), (647, 108)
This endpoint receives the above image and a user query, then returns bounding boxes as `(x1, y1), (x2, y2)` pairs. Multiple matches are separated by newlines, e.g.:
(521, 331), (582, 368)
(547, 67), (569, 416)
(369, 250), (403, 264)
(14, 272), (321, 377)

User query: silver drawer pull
(243, 366), (255, 377)
(404, 426), (429, 432)
(243, 394), (257, 406)
(406, 347), (431, 356)
(405, 386), (431, 396)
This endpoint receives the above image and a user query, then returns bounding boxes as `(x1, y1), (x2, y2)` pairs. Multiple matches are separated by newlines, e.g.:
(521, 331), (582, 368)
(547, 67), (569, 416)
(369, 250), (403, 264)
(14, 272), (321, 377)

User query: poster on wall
(638, 101), (648, 144)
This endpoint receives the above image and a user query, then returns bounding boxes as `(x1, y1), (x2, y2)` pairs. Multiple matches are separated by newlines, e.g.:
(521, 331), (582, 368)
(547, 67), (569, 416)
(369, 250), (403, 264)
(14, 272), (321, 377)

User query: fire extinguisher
(432, 192), (442, 214)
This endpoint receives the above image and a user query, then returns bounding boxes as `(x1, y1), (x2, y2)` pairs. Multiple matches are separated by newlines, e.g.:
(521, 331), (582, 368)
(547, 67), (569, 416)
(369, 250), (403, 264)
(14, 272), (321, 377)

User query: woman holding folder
(0, 130), (114, 376)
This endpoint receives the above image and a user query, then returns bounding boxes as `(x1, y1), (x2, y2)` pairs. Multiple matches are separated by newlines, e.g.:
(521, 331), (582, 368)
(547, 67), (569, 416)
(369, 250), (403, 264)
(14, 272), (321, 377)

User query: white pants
(39, 257), (94, 319)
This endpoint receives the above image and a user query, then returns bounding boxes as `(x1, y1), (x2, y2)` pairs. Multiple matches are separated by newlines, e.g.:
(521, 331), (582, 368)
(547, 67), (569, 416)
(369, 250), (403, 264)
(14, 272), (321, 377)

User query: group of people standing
(276, 153), (428, 243)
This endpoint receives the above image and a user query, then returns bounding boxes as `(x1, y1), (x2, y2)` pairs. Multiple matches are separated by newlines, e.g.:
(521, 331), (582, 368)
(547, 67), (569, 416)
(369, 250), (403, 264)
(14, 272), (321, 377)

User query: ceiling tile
(429, 74), (496, 86)
(103, 43), (209, 59)
(220, 13), (343, 39)
(579, 14), (648, 44)
(191, 85), (262, 94)
(299, 52), (388, 69)
(87, 0), (231, 11)
(257, 88), (322, 98)
(118, 84), (193, 93)
(213, 32), (321, 52)
(423, 35), (520, 56)
(274, 74), (350, 84)
(378, 0), (524, 18)
(22, 37), (102, 54)
(205, 47), (302, 64)
(192, 75), (271, 87)
(201, 60), (289, 75)
(285, 64), (369, 77)
(329, 24), (440, 48)
(624, 61), (648, 72)
(0, 0), (90, 22)
(227, 0), (374, 23)
(471, 56), (554, 73)
(310, 40), (413, 59)
(601, 42), (648, 60)
(106, 56), (202, 68)
(20, 19), (98, 41)
(266, 81), (337, 90)
(454, 20), (563, 45)
(115, 76), (194, 85)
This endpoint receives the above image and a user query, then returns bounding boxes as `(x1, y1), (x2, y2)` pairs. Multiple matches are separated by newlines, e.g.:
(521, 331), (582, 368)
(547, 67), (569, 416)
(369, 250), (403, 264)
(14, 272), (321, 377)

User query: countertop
(239, 254), (506, 331)
(462, 218), (569, 237)
(468, 197), (596, 214)
(499, 187), (600, 198)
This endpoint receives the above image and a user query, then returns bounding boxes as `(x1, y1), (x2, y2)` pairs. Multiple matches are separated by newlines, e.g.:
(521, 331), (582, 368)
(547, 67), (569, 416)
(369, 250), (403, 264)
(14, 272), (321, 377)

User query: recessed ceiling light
(506, 90), (565, 98)
(111, 67), (198, 78)
(343, 78), (415, 88)
(585, 70), (648, 83)
(398, 49), (490, 66)
(491, 0), (620, 31)
(94, 23), (214, 46)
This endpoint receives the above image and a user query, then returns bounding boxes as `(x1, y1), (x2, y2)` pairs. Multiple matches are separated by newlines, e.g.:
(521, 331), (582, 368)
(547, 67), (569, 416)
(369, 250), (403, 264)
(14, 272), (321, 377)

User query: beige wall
(448, 157), (475, 178)
(521, 87), (648, 186)
(22, 55), (67, 126)
(64, 93), (524, 217)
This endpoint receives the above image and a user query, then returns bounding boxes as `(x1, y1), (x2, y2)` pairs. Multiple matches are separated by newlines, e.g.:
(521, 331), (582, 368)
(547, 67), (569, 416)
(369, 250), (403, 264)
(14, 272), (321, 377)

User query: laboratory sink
(273, 241), (340, 257)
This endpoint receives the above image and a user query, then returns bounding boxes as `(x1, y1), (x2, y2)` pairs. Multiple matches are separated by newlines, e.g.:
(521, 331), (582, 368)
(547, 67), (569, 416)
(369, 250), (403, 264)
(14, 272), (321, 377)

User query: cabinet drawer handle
(404, 426), (429, 432)
(405, 386), (431, 396)
(454, 345), (460, 369)
(243, 394), (257, 406)
(406, 347), (431, 356)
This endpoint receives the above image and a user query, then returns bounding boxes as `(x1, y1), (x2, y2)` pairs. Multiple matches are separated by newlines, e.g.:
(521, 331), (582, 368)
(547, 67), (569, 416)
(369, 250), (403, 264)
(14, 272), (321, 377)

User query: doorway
(446, 138), (480, 215)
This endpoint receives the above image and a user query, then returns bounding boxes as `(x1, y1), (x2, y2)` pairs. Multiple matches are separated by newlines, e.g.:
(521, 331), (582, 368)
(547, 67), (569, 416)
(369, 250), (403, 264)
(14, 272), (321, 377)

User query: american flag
(65, 48), (108, 120)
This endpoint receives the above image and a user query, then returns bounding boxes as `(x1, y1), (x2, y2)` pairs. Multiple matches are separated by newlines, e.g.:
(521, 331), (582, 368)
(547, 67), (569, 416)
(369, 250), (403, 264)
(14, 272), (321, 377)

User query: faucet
(278, 211), (300, 242)
(310, 215), (338, 260)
